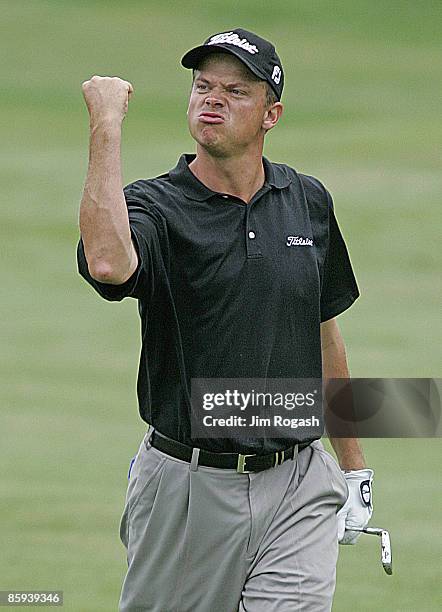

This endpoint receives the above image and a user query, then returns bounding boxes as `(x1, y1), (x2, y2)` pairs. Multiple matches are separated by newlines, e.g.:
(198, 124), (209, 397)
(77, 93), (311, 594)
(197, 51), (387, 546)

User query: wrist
(340, 463), (366, 471)
(338, 457), (366, 471)
(89, 114), (123, 133)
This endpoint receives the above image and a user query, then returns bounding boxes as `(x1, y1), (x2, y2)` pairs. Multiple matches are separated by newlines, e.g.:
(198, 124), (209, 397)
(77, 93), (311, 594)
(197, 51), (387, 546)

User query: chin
(198, 135), (232, 157)
(189, 123), (237, 158)
(191, 133), (222, 155)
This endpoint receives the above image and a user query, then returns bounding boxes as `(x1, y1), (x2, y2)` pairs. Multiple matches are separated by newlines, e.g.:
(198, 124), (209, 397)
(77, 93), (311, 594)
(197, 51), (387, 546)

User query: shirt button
(248, 231), (256, 239)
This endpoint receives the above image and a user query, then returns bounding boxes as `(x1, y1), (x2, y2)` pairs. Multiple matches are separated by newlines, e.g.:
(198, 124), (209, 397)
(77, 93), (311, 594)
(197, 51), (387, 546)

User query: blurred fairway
(1, 1), (441, 610)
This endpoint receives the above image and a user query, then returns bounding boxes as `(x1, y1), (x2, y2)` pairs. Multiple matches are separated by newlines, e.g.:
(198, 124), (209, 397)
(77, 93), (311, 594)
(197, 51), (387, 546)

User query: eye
(195, 82), (208, 91)
(231, 89), (243, 95)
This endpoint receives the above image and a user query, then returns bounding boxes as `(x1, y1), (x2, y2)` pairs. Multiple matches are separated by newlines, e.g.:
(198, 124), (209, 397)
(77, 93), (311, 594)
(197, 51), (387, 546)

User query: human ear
(262, 102), (283, 131)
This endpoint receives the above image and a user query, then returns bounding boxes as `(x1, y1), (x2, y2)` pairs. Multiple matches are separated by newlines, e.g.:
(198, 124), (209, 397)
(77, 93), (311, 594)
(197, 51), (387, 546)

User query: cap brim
(181, 44), (268, 83)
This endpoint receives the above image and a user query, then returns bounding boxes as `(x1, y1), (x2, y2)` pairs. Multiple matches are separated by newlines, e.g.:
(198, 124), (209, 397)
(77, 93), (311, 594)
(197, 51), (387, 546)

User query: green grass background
(1, 1), (441, 610)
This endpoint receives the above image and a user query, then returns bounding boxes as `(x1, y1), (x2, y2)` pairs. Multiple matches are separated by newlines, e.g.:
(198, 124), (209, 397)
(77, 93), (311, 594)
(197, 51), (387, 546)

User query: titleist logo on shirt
(286, 236), (314, 247)
(207, 32), (259, 55)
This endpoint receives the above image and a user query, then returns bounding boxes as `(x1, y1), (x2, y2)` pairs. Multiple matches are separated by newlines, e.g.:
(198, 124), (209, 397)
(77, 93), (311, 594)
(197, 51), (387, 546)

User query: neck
(188, 146), (266, 203)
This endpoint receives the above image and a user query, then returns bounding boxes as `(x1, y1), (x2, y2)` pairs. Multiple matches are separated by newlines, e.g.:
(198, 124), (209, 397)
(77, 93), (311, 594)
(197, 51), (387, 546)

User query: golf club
(349, 527), (393, 575)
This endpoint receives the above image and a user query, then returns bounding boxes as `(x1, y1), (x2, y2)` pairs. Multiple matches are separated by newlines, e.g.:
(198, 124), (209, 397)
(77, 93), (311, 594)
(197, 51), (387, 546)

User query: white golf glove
(337, 468), (373, 545)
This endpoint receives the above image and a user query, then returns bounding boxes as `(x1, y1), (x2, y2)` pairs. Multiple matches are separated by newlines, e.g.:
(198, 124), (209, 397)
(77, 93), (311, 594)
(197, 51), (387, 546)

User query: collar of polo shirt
(169, 154), (292, 201)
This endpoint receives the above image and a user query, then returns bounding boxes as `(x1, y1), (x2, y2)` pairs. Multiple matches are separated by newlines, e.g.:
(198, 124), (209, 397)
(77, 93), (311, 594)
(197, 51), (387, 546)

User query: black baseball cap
(181, 28), (284, 101)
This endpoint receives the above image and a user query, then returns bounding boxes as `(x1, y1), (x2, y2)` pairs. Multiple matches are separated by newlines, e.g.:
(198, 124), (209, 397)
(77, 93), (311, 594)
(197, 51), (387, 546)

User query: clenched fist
(82, 75), (134, 125)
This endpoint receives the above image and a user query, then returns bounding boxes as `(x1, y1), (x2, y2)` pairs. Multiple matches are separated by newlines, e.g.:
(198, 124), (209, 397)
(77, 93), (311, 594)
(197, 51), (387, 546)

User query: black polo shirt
(77, 154), (359, 454)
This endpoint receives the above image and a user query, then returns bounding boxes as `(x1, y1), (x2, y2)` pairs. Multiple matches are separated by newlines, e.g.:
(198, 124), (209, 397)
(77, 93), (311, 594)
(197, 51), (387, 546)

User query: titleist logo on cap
(207, 32), (259, 55)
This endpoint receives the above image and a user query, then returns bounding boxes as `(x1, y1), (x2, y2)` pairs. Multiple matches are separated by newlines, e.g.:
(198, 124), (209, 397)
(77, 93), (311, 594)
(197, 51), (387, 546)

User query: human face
(187, 53), (270, 158)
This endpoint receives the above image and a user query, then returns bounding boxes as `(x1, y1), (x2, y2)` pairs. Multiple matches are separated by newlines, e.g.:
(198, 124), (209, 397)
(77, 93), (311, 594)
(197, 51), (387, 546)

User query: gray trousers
(118, 427), (348, 612)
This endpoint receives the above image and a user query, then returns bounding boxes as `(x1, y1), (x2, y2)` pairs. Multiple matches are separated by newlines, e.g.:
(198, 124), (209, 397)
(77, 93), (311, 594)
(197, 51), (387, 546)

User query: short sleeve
(320, 190), (360, 322)
(77, 183), (163, 302)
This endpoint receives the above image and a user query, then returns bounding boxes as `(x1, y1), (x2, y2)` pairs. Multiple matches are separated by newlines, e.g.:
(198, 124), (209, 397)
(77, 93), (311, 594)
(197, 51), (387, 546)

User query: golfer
(78, 28), (374, 612)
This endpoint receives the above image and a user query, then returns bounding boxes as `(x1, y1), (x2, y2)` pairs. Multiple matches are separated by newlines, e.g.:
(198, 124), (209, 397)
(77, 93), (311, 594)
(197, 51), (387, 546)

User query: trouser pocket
(119, 441), (166, 549)
(313, 443), (349, 510)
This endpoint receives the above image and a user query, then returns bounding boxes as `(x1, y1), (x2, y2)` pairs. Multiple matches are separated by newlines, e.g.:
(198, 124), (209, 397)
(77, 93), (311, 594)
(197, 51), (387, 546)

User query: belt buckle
(237, 453), (255, 474)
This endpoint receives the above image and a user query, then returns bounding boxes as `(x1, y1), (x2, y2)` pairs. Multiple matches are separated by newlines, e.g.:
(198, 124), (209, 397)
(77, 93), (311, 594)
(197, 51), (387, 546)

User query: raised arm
(79, 75), (138, 285)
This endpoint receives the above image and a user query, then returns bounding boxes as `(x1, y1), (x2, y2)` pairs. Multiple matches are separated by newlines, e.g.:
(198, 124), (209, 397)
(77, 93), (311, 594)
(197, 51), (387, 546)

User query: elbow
(80, 239), (138, 285)
(89, 261), (126, 284)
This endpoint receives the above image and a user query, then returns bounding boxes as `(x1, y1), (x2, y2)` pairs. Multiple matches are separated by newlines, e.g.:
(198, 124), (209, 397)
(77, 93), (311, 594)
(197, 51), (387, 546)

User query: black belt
(149, 430), (311, 473)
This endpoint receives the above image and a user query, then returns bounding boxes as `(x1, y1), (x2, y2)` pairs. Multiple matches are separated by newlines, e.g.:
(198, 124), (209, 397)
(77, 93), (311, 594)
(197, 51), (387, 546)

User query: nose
(204, 94), (224, 109)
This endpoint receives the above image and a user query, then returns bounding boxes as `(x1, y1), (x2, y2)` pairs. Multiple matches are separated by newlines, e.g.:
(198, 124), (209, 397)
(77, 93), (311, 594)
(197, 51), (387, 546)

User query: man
(78, 28), (374, 612)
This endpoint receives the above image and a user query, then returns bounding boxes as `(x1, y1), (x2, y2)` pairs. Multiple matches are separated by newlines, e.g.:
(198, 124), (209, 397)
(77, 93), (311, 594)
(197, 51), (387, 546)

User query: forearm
(79, 118), (136, 284)
(321, 319), (366, 469)
(329, 437), (366, 470)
